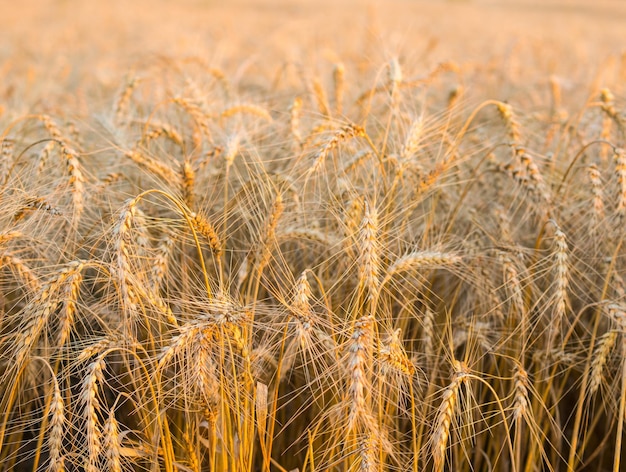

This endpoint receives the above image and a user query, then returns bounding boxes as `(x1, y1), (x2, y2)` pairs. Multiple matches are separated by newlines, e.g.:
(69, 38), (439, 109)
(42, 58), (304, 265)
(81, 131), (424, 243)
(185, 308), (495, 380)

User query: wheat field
(1, 0), (626, 471)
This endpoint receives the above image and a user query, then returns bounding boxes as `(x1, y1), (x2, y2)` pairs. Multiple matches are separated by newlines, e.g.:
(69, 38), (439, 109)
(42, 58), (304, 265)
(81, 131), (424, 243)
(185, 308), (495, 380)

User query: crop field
(1, 0), (626, 471)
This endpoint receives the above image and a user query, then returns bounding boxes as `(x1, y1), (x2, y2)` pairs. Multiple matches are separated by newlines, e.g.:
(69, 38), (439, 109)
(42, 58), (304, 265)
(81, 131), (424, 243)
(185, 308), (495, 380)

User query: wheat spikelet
(613, 148), (626, 219)
(189, 211), (222, 256)
(289, 96), (303, 146)
(96, 173), (124, 193)
(276, 227), (337, 250)
(47, 376), (65, 472)
(150, 235), (174, 292)
(422, 308), (435, 359)
(293, 270), (312, 318)
(517, 148), (551, 205)
(381, 250), (461, 288)
(341, 150), (372, 175)
(0, 138), (14, 184)
(16, 262), (86, 363)
(62, 145), (86, 221)
(343, 194), (364, 258)
(551, 225), (569, 340)
(612, 271), (626, 298)
(255, 193), (284, 271)
(102, 410), (122, 472)
(181, 160), (195, 208)
(114, 74), (139, 125)
(13, 196), (62, 222)
(308, 124), (365, 175)
(587, 164), (605, 222)
(358, 200), (379, 299)
(357, 432), (378, 472)
(0, 230), (23, 245)
(221, 103), (272, 122)
(513, 364), (530, 422)
(379, 328), (415, 377)
(400, 119), (424, 160)
(124, 150), (178, 182)
(1, 253), (40, 291)
(499, 253), (525, 320)
(347, 315), (375, 432)
(173, 96), (213, 146)
(312, 77), (331, 117)
(432, 361), (469, 472)
(158, 322), (207, 370)
(81, 357), (106, 472)
(114, 198), (141, 313)
(600, 89), (615, 160)
(39, 114), (65, 143)
(280, 271), (316, 377)
(589, 330), (618, 396)
(55, 260), (85, 349)
(388, 57), (403, 107)
(77, 335), (122, 364)
(496, 102), (521, 144)
(141, 121), (183, 146)
(223, 133), (241, 170)
(35, 140), (56, 176)
(606, 303), (626, 332)
(183, 429), (200, 472)
(333, 63), (345, 116)
(196, 337), (219, 415)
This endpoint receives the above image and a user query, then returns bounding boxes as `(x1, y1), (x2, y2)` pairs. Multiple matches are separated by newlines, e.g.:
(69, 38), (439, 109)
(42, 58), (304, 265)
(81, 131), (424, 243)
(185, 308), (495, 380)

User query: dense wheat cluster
(1, 0), (626, 471)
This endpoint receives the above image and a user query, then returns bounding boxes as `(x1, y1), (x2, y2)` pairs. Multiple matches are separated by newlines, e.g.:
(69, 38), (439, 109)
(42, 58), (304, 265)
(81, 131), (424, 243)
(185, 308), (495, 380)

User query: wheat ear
(47, 375), (65, 472)
(587, 164), (605, 224)
(589, 330), (618, 396)
(308, 124), (366, 176)
(103, 410), (122, 472)
(358, 200), (380, 301)
(81, 357), (106, 472)
(432, 361), (469, 472)
(333, 63), (345, 116)
(347, 315), (375, 432)
(381, 251), (461, 288)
